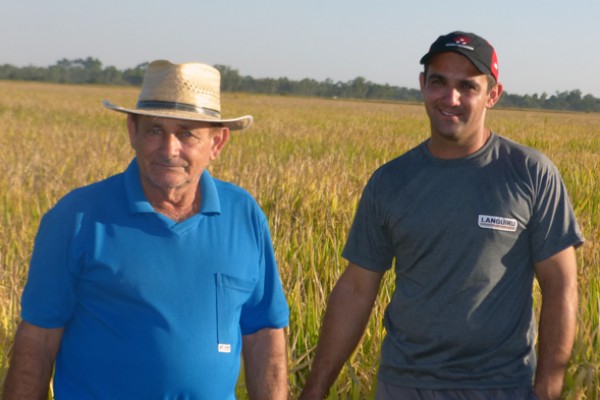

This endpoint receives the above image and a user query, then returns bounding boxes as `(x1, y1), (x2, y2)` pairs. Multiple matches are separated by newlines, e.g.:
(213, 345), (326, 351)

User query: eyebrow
(144, 119), (202, 131)
(427, 73), (445, 81)
(427, 73), (481, 87)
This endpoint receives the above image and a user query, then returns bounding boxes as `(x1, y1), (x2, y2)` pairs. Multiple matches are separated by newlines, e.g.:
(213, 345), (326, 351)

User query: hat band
(137, 100), (221, 118)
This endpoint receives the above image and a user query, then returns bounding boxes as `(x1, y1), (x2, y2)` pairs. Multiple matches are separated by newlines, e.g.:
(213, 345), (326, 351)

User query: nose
(443, 86), (461, 106)
(161, 133), (181, 157)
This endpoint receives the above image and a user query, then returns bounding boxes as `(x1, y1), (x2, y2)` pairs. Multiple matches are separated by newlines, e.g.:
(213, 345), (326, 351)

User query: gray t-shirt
(343, 133), (583, 389)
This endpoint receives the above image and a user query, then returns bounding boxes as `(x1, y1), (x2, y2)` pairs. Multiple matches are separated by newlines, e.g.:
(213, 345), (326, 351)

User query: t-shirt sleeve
(239, 218), (289, 335)
(342, 174), (395, 272)
(528, 160), (584, 262)
(21, 208), (79, 328)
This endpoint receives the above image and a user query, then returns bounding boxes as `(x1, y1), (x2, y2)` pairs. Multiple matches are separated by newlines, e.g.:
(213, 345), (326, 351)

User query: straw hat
(103, 60), (253, 131)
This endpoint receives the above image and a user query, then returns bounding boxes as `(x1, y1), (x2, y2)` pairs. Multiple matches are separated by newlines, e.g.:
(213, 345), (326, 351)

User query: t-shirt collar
(124, 159), (221, 216)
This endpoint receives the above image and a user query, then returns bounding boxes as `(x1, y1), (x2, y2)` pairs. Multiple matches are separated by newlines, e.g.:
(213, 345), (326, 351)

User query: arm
(3, 321), (64, 400)
(299, 262), (384, 400)
(533, 246), (578, 400)
(242, 327), (288, 400)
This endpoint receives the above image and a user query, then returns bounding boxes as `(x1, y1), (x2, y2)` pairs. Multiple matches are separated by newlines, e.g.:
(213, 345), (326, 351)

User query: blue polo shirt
(21, 160), (289, 399)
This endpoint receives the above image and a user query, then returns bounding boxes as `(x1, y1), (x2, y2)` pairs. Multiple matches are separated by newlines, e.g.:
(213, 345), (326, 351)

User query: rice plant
(1, 81), (598, 399)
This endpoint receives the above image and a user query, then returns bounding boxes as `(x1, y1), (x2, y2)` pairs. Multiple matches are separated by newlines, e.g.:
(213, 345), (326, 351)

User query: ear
(126, 114), (138, 148)
(209, 127), (230, 161)
(419, 72), (426, 92)
(486, 83), (504, 108)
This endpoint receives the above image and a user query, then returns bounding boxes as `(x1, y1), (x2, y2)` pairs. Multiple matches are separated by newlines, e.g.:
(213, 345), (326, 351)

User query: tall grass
(0, 81), (598, 399)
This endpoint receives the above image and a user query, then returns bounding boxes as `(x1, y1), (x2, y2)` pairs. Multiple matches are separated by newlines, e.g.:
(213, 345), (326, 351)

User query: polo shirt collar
(124, 159), (221, 216)
(198, 169), (221, 215)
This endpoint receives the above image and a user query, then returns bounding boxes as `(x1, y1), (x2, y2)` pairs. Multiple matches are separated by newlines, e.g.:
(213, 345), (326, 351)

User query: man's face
(128, 115), (228, 197)
(420, 52), (502, 153)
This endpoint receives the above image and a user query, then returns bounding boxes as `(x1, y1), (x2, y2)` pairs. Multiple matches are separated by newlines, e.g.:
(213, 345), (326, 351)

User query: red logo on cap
(491, 48), (499, 80)
(454, 35), (471, 45)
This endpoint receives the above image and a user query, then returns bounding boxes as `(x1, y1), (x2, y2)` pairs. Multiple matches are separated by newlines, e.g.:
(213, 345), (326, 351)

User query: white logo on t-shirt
(218, 343), (231, 353)
(478, 215), (518, 232)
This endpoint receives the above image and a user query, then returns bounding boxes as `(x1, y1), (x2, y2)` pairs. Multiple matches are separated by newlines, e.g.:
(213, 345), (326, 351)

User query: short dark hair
(423, 64), (497, 93)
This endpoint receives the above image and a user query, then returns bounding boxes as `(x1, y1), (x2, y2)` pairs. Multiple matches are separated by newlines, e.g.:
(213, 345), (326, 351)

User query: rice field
(0, 80), (598, 399)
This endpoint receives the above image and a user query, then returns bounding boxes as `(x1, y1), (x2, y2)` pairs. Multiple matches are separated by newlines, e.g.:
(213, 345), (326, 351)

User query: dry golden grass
(0, 81), (598, 399)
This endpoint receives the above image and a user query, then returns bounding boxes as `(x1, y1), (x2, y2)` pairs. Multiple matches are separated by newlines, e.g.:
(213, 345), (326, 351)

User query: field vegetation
(0, 81), (598, 398)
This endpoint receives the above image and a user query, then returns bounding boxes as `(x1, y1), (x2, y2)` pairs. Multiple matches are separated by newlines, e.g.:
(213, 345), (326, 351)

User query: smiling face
(127, 114), (229, 201)
(420, 52), (502, 158)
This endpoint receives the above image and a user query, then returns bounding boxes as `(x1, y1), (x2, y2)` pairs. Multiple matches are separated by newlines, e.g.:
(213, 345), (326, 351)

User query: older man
(4, 60), (289, 399)
(300, 32), (582, 400)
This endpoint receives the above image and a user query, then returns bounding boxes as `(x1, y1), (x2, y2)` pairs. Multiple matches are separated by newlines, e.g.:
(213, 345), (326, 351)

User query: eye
(177, 130), (200, 143)
(461, 81), (478, 91)
(428, 77), (444, 87)
(149, 127), (163, 135)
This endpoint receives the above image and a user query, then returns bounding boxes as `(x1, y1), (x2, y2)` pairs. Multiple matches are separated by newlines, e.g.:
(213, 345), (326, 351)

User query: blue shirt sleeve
(240, 218), (289, 335)
(21, 206), (80, 328)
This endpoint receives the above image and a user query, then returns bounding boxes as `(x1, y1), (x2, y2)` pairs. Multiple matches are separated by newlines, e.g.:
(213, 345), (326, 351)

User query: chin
(436, 131), (462, 141)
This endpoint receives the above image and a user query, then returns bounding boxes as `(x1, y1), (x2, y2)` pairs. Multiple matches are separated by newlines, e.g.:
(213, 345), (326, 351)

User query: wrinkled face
(128, 115), (228, 197)
(420, 52), (502, 151)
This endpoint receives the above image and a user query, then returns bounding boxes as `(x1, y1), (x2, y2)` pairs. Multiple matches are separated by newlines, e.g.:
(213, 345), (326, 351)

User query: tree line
(1, 57), (599, 113)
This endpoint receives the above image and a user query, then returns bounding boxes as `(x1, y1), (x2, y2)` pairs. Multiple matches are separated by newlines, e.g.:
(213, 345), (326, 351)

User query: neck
(144, 185), (201, 222)
(428, 129), (491, 159)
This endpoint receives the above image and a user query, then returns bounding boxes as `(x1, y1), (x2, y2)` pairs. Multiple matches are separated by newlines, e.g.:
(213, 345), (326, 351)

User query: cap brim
(420, 49), (492, 78)
(103, 100), (253, 131)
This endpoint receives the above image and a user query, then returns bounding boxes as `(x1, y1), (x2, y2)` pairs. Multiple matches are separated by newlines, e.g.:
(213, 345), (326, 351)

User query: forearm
(534, 248), (578, 400)
(300, 265), (382, 399)
(534, 286), (578, 399)
(242, 327), (288, 400)
(3, 322), (63, 400)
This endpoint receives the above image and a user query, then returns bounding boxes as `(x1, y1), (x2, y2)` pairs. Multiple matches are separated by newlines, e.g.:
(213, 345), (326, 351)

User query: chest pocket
(215, 273), (256, 351)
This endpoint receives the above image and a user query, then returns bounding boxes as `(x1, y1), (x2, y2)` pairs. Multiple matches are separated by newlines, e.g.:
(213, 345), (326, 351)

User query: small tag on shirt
(218, 343), (231, 353)
(478, 215), (518, 232)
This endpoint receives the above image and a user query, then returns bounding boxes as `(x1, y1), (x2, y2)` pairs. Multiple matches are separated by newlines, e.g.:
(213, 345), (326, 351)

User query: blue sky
(2, 0), (599, 97)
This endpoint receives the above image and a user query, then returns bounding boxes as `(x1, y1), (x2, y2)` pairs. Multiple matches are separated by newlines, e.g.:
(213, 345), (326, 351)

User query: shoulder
(214, 178), (258, 204)
(494, 135), (555, 169)
(46, 173), (124, 218)
(371, 143), (426, 183)
(213, 178), (267, 219)
(363, 143), (427, 200)
(492, 134), (565, 191)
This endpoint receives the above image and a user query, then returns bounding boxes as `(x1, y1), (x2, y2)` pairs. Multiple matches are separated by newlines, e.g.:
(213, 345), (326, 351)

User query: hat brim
(103, 100), (253, 131)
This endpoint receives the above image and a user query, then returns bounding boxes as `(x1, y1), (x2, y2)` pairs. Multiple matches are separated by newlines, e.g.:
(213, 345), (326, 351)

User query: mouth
(153, 161), (187, 170)
(439, 109), (461, 117)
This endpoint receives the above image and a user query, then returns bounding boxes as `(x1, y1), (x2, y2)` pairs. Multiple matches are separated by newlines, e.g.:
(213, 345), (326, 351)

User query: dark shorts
(375, 381), (538, 400)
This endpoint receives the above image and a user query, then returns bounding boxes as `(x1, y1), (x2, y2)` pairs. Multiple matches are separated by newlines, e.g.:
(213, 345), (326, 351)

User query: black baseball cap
(420, 31), (499, 81)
